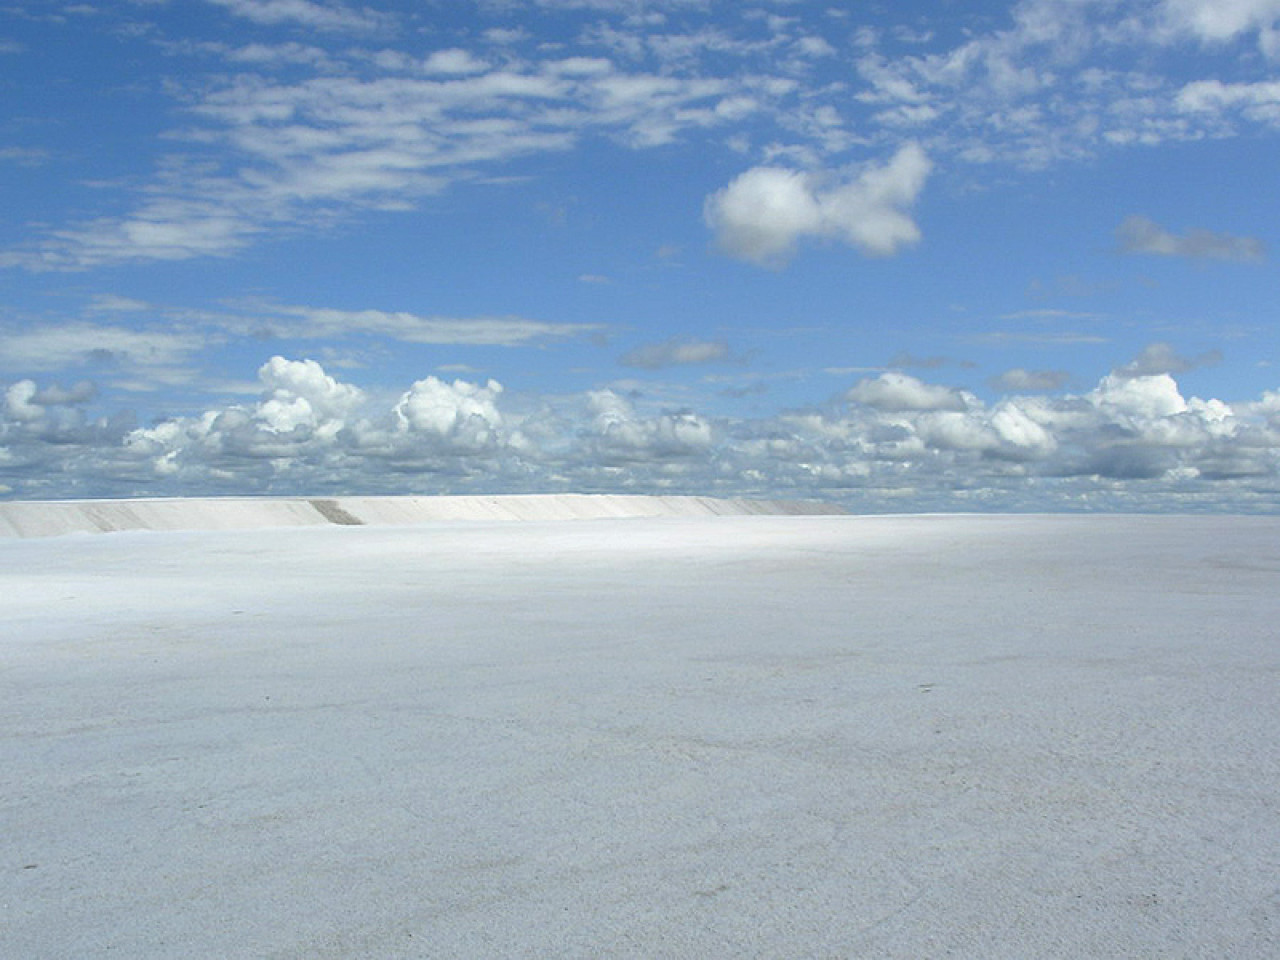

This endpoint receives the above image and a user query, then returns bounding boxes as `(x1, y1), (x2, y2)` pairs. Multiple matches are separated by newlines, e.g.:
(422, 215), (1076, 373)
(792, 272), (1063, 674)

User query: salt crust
(2, 513), (1278, 956)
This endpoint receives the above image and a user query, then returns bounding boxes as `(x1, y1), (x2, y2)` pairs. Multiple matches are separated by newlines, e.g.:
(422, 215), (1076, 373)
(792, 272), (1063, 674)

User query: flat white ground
(3, 514), (1278, 957)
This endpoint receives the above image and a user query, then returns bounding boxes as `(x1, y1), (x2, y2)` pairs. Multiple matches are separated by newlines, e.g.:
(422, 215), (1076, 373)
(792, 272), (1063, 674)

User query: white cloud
(585, 389), (713, 463)
(0, 323), (207, 374)
(1161, 0), (1280, 56)
(257, 356), (363, 434)
(789, 368), (1267, 486)
(1176, 79), (1280, 125)
(3, 194), (266, 269)
(203, 0), (389, 33)
(4, 380), (43, 423)
(8, 3), (1280, 270)
(393, 376), (505, 451)
(423, 48), (489, 75)
(250, 304), (599, 346)
(87, 294), (152, 313)
(619, 338), (731, 369)
(5, 355), (1280, 508)
(989, 400), (1058, 455)
(704, 143), (931, 266)
(794, 35), (835, 59)
(1090, 373), (1189, 420)
(847, 371), (969, 412)
(975, 330), (1111, 346)
(225, 41), (336, 68)
(843, 0), (1280, 164)
(0, 146), (47, 166)
(6, 46), (780, 268)
(0, 297), (600, 405)
(1117, 215), (1266, 261)
(703, 167), (822, 265)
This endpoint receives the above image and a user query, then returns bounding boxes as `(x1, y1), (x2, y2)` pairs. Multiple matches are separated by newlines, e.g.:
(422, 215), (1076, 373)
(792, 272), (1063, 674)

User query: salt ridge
(0, 494), (845, 538)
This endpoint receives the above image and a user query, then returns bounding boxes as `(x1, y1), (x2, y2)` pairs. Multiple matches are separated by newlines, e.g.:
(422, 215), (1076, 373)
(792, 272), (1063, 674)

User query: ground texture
(3, 512), (1278, 957)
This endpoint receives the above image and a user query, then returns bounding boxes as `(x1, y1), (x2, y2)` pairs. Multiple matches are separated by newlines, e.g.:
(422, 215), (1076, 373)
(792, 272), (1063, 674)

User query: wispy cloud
(973, 331), (1111, 345)
(0, 147), (48, 167)
(1117, 214), (1266, 262)
(998, 309), (1104, 321)
(3, 0), (1280, 275)
(203, 0), (392, 33)
(0, 322), (210, 375)
(1160, 0), (1280, 57)
(246, 303), (602, 346)
(619, 338), (732, 369)
(4, 48), (776, 268)
(1114, 342), (1222, 378)
(0, 294), (601, 406)
(1177, 78), (1280, 124)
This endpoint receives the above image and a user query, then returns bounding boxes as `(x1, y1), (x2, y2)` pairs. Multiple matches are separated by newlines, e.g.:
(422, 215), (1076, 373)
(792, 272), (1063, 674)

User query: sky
(1, 0), (1278, 511)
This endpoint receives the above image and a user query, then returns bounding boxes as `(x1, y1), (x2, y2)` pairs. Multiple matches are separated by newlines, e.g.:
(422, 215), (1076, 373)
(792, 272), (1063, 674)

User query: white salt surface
(3, 514), (1278, 957)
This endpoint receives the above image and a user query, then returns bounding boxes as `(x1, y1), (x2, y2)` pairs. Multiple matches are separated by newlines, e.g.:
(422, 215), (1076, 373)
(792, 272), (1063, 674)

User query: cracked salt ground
(2, 510), (1278, 957)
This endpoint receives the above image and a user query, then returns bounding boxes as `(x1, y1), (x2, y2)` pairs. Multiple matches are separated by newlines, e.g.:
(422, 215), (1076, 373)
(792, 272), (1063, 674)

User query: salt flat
(3, 513), (1278, 957)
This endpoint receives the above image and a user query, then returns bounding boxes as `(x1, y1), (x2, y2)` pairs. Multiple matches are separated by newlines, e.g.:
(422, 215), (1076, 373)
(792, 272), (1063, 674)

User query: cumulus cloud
(703, 167), (822, 265)
(704, 143), (931, 266)
(4, 378), (97, 422)
(122, 357), (369, 483)
(6, 355), (1280, 509)
(847, 371), (969, 412)
(257, 356), (363, 434)
(393, 376), (505, 451)
(1, 375), (136, 497)
(619, 339), (731, 369)
(1090, 372), (1189, 420)
(585, 389), (714, 464)
(1117, 215), (1266, 262)
(785, 368), (1260, 487)
(4, 380), (43, 423)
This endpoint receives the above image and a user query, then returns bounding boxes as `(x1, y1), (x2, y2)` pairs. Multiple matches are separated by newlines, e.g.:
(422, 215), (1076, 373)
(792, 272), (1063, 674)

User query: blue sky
(2, 0), (1278, 510)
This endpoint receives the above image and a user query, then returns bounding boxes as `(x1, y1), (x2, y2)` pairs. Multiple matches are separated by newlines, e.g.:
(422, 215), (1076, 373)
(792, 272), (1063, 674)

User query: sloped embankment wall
(0, 494), (845, 538)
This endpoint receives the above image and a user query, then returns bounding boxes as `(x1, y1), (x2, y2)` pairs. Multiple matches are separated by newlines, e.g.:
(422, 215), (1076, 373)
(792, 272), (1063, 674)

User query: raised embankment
(0, 494), (845, 538)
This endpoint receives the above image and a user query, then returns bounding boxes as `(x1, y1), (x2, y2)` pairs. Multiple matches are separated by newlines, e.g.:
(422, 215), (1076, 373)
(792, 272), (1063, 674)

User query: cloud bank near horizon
(4, 351), (1277, 511)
